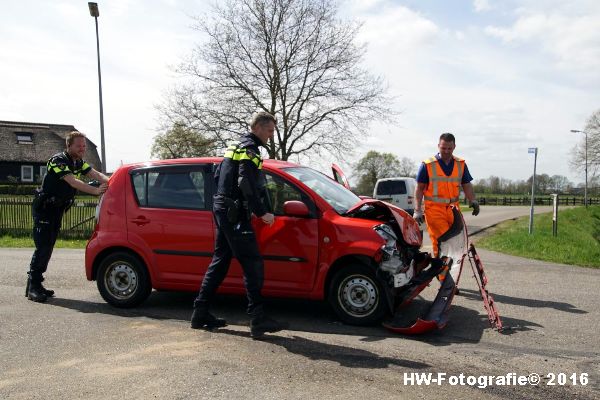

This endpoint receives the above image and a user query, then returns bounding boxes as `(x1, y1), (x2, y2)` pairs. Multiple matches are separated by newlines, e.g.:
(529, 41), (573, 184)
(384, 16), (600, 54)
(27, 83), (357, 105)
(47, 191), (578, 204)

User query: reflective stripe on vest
(423, 156), (463, 205)
(223, 141), (263, 169)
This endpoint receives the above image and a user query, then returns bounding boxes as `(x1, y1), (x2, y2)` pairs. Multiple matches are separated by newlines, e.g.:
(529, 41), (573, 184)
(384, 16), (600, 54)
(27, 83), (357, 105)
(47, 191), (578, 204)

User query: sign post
(528, 147), (538, 234)
(552, 194), (558, 237)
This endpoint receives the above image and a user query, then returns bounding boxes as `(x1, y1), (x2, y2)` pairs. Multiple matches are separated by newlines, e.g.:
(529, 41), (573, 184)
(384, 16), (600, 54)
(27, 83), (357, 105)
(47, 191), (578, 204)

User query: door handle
(131, 216), (150, 226)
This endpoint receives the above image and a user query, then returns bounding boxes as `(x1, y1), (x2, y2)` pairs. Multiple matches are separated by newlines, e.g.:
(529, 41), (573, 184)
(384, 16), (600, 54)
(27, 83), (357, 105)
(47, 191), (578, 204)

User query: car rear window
(131, 168), (207, 210)
(376, 180), (407, 195)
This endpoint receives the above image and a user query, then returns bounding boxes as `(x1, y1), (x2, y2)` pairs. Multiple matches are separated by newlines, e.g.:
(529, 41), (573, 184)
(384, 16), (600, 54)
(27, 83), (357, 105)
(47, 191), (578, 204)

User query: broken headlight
(374, 224), (404, 274)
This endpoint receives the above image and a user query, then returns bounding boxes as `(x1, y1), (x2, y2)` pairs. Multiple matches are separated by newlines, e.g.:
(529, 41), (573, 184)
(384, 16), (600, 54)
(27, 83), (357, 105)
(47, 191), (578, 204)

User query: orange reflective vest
(423, 156), (465, 208)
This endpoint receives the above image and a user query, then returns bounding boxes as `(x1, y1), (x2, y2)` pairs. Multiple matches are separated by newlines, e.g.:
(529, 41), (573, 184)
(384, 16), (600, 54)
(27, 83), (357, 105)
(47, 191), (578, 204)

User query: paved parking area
(1, 243), (599, 399)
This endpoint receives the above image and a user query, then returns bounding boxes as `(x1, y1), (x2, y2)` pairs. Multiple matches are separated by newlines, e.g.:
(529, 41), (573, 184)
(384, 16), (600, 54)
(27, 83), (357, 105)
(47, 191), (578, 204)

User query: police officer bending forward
(26, 131), (108, 302)
(191, 112), (288, 339)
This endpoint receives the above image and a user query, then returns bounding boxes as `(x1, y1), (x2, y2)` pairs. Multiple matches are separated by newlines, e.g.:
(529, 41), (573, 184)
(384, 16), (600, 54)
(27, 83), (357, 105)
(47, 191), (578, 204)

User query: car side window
(131, 167), (208, 210)
(263, 172), (314, 216)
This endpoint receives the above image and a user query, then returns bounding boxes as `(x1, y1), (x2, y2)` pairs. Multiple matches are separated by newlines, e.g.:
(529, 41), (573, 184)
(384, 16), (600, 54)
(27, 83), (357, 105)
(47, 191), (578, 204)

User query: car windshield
(284, 166), (361, 214)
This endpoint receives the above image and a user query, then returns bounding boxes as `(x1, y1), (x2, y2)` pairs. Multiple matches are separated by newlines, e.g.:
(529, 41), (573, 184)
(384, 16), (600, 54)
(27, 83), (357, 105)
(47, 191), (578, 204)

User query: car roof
(376, 177), (416, 182)
(121, 157), (301, 171)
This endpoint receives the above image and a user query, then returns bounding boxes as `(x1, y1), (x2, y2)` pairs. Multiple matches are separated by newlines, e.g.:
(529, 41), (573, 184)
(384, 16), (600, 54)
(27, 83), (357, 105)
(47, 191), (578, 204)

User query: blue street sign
(528, 147), (536, 154)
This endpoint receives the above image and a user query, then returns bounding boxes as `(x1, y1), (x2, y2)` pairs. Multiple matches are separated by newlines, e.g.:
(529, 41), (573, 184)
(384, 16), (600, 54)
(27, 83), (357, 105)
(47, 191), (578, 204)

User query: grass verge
(0, 235), (87, 249)
(477, 205), (600, 268)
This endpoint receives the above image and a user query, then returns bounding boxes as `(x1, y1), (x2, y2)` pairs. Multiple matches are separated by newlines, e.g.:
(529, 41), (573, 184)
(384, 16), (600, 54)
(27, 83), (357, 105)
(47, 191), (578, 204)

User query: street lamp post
(570, 129), (588, 208)
(88, 2), (106, 174)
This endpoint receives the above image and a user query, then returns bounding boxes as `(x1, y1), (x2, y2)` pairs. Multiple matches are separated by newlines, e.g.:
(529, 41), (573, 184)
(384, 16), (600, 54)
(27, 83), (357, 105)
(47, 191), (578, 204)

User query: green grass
(477, 206), (600, 268)
(0, 235), (87, 249)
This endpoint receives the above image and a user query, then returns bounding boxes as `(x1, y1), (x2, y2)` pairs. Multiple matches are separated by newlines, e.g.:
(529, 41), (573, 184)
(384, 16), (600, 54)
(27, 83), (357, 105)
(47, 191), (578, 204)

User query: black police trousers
(193, 208), (265, 316)
(28, 208), (64, 285)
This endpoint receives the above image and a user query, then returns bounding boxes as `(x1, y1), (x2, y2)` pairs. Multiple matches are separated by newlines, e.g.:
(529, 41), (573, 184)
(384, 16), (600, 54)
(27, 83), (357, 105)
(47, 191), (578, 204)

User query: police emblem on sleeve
(245, 148), (258, 159)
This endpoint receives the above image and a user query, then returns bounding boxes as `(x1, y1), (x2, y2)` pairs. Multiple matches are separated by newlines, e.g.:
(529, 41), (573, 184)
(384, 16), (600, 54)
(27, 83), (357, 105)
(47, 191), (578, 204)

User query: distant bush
(0, 184), (37, 195)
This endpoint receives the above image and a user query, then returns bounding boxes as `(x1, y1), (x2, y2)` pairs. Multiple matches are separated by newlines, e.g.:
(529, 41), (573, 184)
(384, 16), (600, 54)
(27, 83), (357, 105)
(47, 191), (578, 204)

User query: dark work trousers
(193, 208), (265, 316)
(28, 207), (64, 285)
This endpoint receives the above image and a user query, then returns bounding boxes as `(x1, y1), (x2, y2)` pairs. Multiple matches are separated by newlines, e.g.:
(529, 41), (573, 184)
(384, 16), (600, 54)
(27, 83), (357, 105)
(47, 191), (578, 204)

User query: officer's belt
(213, 195), (248, 209)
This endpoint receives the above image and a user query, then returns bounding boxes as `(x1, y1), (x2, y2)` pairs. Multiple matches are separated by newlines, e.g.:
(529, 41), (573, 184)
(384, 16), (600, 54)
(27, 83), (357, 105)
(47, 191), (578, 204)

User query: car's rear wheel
(97, 252), (151, 308)
(328, 264), (387, 326)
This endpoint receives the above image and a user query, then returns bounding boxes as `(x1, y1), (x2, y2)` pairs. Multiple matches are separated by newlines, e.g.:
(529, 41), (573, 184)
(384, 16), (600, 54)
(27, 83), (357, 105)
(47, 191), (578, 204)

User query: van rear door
(373, 178), (416, 214)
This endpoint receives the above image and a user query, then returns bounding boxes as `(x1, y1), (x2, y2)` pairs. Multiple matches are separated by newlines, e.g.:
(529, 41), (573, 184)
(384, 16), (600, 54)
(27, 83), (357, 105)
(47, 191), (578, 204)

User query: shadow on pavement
(216, 328), (431, 369)
(46, 290), (532, 345)
(458, 288), (587, 314)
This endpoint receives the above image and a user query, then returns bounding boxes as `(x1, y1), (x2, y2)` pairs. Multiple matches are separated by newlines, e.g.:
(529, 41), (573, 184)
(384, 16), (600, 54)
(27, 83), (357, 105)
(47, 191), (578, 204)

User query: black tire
(96, 251), (152, 308)
(328, 264), (387, 326)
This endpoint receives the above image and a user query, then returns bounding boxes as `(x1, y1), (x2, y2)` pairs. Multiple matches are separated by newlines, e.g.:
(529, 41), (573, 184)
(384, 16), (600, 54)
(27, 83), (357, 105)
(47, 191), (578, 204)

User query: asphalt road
(1, 206), (598, 399)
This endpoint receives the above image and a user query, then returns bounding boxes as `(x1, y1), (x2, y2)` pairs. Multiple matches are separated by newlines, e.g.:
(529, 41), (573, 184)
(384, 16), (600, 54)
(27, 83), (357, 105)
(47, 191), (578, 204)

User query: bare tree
(158, 0), (392, 160)
(397, 157), (417, 177)
(570, 108), (600, 178)
(550, 175), (572, 193)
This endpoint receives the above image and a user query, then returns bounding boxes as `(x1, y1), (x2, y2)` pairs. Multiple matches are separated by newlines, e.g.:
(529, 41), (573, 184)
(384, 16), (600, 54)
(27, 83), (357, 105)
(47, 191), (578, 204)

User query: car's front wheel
(97, 252), (151, 308)
(328, 264), (387, 326)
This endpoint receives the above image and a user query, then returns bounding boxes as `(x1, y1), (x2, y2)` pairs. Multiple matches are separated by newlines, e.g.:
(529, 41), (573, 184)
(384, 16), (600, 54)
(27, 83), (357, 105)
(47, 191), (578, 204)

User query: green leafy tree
(151, 123), (216, 159)
(353, 151), (403, 195)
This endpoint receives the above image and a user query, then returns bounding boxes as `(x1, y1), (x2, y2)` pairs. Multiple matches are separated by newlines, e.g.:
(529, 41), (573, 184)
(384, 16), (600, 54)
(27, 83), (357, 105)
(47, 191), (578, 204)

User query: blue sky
(1, 0), (599, 184)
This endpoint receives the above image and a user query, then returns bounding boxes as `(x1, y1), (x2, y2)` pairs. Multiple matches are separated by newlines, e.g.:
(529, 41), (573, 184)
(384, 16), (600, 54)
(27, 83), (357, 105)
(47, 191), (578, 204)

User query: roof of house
(0, 120), (102, 170)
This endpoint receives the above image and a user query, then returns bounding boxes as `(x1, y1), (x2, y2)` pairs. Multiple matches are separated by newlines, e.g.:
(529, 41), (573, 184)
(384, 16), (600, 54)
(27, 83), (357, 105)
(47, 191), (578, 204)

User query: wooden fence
(0, 197), (99, 239)
(477, 196), (600, 206)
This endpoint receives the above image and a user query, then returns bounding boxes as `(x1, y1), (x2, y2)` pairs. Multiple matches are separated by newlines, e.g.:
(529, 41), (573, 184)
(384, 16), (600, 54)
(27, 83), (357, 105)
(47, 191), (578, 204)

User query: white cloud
(1, 1), (598, 183)
(356, 4), (439, 50)
(485, 10), (600, 77)
(473, 0), (492, 12)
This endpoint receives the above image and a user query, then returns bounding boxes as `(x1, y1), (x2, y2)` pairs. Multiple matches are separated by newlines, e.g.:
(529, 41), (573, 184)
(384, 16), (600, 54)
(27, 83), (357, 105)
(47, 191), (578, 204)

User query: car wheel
(328, 264), (387, 326)
(97, 252), (151, 308)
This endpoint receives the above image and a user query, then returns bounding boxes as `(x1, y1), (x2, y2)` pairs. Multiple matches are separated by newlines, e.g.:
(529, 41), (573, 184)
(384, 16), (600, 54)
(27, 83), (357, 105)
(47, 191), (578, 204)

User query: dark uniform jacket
(40, 151), (92, 205)
(214, 132), (268, 218)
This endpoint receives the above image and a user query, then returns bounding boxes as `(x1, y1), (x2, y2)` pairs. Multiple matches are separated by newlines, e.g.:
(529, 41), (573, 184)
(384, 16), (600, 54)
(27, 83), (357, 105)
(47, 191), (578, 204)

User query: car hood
(345, 199), (422, 247)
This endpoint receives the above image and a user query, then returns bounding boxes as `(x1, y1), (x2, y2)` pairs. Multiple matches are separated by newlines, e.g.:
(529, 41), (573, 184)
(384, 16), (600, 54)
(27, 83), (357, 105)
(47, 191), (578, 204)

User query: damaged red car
(85, 158), (434, 326)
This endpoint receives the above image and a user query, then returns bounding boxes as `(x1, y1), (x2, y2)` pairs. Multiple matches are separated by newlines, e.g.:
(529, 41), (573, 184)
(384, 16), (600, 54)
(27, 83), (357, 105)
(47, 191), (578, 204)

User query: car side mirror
(283, 200), (309, 217)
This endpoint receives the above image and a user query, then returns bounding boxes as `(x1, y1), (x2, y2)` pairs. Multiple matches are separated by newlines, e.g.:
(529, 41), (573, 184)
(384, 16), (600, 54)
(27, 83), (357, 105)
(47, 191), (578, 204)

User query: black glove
(470, 200), (480, 216)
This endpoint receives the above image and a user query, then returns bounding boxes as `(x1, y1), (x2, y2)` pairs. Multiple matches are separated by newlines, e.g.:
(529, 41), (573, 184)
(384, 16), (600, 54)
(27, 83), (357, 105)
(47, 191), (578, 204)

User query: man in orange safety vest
(413, 133), (479, 259)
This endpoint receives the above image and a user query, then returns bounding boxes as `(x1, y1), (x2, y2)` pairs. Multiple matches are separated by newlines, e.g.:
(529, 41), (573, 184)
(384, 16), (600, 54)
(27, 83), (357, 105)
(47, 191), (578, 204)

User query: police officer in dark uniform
(191, 112), (288, 339)
(26, 131), (108, 302)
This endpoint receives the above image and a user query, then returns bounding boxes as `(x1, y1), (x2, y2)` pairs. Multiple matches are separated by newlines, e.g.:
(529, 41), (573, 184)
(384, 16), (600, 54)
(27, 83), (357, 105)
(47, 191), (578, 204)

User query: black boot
(26, 277), (54, 298)
(40, 283), (55, 297)
(27, 282), (48, 303)
(250, 315), (289, 339)
(190, 308), (227, 330)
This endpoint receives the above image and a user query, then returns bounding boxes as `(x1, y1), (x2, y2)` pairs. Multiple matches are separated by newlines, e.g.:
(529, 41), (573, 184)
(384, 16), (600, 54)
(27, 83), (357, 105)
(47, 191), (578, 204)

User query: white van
(373, 177), (417, 214)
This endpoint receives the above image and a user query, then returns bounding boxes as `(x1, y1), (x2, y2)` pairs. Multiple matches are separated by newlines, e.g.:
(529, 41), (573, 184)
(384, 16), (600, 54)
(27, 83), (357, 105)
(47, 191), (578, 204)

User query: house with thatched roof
(0, 120), (102, 183)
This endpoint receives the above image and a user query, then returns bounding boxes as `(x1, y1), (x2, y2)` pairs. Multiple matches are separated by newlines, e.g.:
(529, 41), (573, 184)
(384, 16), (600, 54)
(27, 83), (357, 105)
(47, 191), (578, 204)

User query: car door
(331, 163), (351, 189)
(127, 164), (215, 287)
(252, 170), (320, 294)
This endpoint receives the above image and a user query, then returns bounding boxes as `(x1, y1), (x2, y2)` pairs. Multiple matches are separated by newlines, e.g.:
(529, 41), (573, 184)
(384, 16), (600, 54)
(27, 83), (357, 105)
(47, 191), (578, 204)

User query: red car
(85, 158), (424, 326)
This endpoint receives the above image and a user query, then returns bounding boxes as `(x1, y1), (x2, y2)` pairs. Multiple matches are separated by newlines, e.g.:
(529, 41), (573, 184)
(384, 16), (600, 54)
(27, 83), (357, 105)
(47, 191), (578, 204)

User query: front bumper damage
(377, 208), (469, 335)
